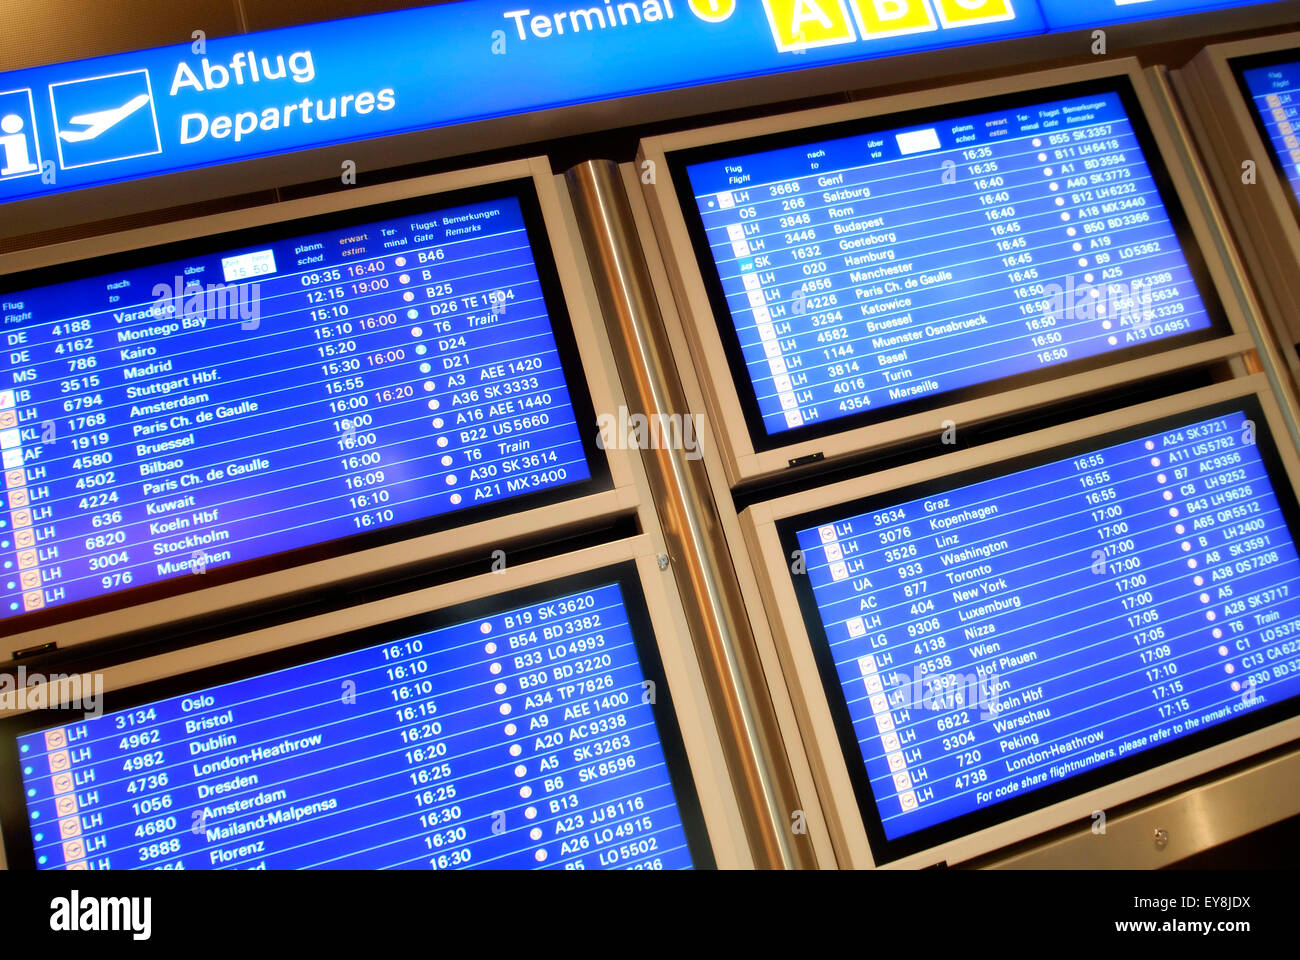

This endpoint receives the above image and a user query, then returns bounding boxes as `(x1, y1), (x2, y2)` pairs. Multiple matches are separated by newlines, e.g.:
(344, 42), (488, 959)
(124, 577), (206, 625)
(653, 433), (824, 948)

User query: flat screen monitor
(1233, 51), (1300, 219)
(667, 78), (1231, 451)
(0, 562), (713, 869)
(0, 179), (609, 632)
(773, 391), (1300, 863)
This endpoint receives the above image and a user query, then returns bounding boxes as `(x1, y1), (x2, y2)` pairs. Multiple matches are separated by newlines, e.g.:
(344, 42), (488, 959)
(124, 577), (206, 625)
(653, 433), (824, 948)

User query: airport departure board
(0, 182), (605, 627)
(3, 568), (710, 869)
(780, 398), (1300, 859)
(1236, 54), (1300, 209)
(672, 82), (1226, 446)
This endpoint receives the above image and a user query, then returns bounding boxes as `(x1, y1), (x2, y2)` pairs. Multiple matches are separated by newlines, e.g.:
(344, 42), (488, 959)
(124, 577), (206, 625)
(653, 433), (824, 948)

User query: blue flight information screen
(1236, 55), (1300, 207)
(783, 400), (1300, 857)
(7, 573), (706, 869)
(0, 184), (600, 625)
(675, 84), (1224, 443)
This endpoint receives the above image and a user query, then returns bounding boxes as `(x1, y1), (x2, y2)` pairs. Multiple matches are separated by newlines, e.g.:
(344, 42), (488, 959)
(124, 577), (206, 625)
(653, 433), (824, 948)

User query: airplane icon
(58, 93), (151, 142)
(48, 70), (161, 169)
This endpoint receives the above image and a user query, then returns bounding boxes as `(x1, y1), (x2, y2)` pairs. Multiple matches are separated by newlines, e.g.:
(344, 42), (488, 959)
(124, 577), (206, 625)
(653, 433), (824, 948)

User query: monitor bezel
(0, 159), (638, 656)
(1229, 46), (1300, 232)
(640, 59), (1251, 485)
(742, 375), (1300, 867)
(666, 77), (1232, 453)
(0, 538), (735, 870)
(1175, 29), (1300, 373)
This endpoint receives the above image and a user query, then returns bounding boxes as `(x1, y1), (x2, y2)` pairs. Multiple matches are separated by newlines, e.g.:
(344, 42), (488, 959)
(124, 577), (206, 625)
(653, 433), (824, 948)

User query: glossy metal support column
(566, 160), (817, 869)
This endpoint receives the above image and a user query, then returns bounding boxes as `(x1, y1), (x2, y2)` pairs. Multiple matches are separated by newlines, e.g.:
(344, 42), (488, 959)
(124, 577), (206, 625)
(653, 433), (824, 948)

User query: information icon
(0, 88), (41, 180)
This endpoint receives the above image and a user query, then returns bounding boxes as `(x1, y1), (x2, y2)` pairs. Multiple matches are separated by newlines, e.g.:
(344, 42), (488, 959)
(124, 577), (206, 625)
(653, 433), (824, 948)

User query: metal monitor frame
(741, 374), (1300, 868)
(0, 157), (643, 659)
(1175, 31), (1300, 383)
(0, 534), (754, 869)
(638, 59), (1253, 486)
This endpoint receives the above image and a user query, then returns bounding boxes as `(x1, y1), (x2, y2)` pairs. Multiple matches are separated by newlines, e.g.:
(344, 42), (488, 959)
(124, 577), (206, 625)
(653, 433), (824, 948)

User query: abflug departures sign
(0, 0), (1274, 205)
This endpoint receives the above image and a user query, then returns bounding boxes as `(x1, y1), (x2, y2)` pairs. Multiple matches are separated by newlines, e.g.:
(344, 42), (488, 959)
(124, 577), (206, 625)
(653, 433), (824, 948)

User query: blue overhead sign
(0, 0), (1278, 205)
(1036, 0), (1263, 30)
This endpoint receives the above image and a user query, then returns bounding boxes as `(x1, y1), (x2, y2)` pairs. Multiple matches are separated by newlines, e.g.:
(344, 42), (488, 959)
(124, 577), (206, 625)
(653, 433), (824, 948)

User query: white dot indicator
(423, 381), (435, 392)
(1224, 662), (1235, 674)
(1033, 138), (1043, 147)
(1218, 645), (1229, 657)
(530, 827), (543, 841)
(433, 417), (444, 428)
(1157, 474), (1168, 484)
(1188, 559), (1198, 569)
(403, 291), (415, 302)
(519, 785), (532, 798)
(1169, 508), (1179, 518)
(510, 743), (522, 757)
(1044, 167), (1054, 176)
(1145, 441), (1156, 450)
(1162, 491), (1173, 501)
(495, 682), (507, 696)
(1055, 197), (1066, 207)
(395, 257), (407, 267)
(450, 492), (461, 505)
(1050, 182), (1060, 192)
(1108, 336), (1118, 346)
(513, 764), (526, 777)
(1150, 457), (1161, 467)
(441, 455), (453, 467)
(437, 437), (449, 448)
(428, 398), (440, 410)
(1194, 575), (1204, 587)
(1200, 593), (1211, 604)
(499, 703), (512, 715)
(525, 806), (537, 819)
(490, 662), (502, 674)
(1213, 628), (1223, 639)
(1067, 227), (1078, 237)
(1061, 212), (1072, 221)
(485, 642), (498, 654)
(1176, 524), (1186, 535)
(399, 274), (411, 285)
(410, 326), (422, 338)
(504, 723), (517, 736)
(1231, 680), (1242, 692)
(481, 622), (492, 635)
(1038, 152), (1048, 162)
(1206, 610), (1217, 621)
(534, 849), (547, 863)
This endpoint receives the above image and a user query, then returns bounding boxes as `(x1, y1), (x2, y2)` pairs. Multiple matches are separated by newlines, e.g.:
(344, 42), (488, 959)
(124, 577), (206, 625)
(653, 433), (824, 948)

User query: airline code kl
(763, 0), (1016, 53)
